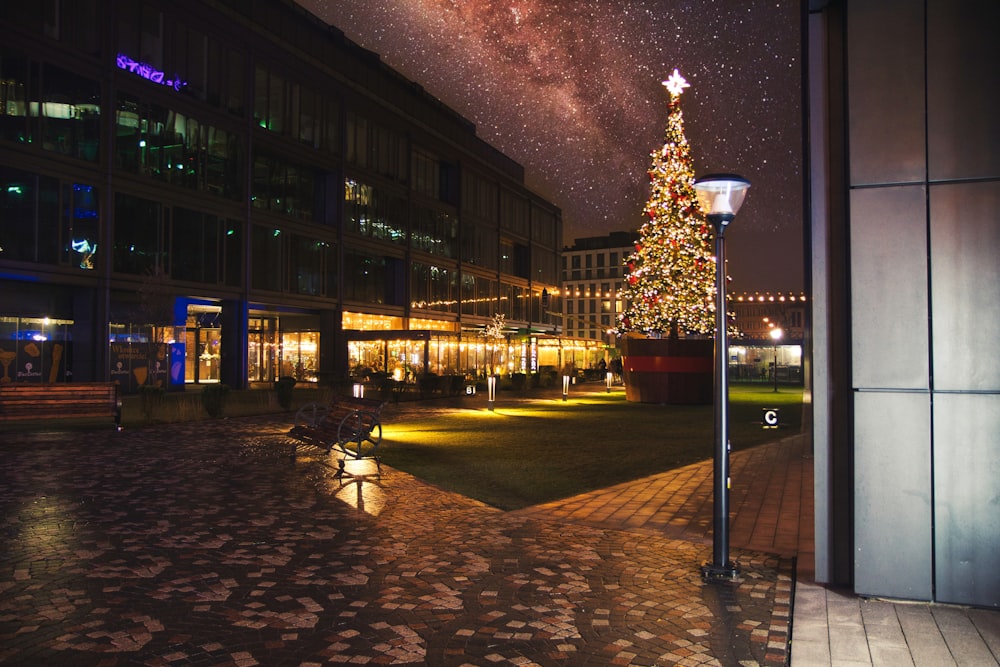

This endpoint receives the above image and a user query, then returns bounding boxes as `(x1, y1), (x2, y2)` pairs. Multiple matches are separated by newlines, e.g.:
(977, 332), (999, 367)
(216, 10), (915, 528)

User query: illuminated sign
(116, 53), (187, 91)
(762, 408), (780, 429)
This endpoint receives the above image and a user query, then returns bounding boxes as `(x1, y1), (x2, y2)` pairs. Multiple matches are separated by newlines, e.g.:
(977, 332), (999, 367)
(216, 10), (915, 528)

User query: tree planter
(620, 336), (713, 405)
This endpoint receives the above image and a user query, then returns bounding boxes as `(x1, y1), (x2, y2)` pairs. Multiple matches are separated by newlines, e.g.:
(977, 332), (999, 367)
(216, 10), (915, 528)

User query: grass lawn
(379, 383), (803, 511)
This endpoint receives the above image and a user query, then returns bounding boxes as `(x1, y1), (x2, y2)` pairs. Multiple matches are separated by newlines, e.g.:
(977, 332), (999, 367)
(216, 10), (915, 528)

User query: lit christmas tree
(618, 70), (718, 338)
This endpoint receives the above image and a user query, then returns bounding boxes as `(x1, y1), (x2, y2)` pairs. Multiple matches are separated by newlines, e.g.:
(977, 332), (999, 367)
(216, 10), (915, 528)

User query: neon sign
(116, 53), (187, 91)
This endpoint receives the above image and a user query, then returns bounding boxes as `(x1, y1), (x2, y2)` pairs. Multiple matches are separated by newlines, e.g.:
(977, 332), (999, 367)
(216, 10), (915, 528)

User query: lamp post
(694, 173), (750, 580)
(770, 327), (783, 392)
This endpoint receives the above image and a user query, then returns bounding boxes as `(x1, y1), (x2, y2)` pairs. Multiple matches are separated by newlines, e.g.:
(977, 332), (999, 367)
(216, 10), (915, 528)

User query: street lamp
(693, 173), (751, 580)
(770, 327), (783, 392)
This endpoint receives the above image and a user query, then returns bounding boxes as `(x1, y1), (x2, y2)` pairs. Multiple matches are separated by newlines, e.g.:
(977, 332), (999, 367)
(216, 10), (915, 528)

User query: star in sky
(295, 0), (803, 292)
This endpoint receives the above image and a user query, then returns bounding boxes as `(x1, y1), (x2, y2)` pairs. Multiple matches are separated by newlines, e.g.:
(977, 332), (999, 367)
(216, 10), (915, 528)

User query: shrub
(510, 373), (527, 391)
(274, 375), (297, 410)
(201, 384), (230, 418)
(138, 384), (166, 422)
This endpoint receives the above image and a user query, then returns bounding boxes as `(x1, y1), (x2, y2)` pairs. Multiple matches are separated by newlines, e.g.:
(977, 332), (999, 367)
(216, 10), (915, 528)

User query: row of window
(115, 94), (240, 199)
(566, 300), (620, 315)
(0, 56), (101, 161)
(0, 165), (557, 322)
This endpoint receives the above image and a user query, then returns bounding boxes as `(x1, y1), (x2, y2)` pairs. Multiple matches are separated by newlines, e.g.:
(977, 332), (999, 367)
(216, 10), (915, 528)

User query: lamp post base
(700, 562), (740, 581)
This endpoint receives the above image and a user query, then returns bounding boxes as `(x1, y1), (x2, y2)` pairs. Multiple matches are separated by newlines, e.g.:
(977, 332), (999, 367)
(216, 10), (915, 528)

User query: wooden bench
(286, 396), (386, 476)
(0, 382), (122, 431)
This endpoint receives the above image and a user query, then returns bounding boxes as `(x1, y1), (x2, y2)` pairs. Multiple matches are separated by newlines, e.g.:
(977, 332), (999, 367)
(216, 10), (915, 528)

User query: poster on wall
(9, 340), (70, 383)
(109, 341), (171, 393)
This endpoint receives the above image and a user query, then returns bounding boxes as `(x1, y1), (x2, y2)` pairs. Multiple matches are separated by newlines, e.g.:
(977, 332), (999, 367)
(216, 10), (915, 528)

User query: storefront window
(280, 331), (318, 382)
(0, 316), (73, 384)
(248, 317), (276, 383)
(108, 323), (172, 392)
(184, 308), (221, 383)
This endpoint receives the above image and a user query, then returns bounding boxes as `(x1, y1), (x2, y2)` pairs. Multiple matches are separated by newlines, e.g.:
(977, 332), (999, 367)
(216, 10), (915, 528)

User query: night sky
(296, 0), (804, 293)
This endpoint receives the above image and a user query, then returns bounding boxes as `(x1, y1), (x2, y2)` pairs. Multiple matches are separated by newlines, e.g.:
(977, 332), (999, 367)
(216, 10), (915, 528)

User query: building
(560, 231), (634, 342)
(731, 291), (807, 385)
(809, 0), (999, 607)
(0, 0), (564, 393)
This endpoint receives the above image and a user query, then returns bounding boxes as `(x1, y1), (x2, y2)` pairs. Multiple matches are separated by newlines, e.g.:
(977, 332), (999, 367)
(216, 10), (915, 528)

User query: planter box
(620, 336), (713, 405)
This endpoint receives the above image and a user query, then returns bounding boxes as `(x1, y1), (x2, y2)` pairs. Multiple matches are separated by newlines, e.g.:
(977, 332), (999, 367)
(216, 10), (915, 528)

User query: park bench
(0, 382), (122, 431)
(286, 396), (386, 476)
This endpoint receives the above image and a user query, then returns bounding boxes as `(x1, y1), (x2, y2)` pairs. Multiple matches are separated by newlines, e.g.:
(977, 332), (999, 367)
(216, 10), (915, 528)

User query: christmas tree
(618, 70), (717, 338)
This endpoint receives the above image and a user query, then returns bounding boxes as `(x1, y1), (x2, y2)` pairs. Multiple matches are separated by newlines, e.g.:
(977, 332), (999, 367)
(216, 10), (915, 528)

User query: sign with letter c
(762, 408), (780, 429)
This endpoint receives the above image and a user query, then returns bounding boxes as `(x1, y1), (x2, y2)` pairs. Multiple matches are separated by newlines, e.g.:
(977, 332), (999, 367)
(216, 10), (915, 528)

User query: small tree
(617, 70), (717, 339)
(481, 313), (506, 376)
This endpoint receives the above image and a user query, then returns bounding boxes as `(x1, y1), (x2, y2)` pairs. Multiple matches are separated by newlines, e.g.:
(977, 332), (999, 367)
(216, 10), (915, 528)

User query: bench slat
(0, 382), (122, 429)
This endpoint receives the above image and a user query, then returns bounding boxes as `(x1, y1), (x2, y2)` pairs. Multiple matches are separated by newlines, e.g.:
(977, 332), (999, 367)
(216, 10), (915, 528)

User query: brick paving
(1, 403), (798, 666)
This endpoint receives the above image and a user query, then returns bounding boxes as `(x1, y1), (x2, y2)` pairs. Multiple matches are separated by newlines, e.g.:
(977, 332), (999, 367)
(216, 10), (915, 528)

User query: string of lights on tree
(617, 70), (725, 338)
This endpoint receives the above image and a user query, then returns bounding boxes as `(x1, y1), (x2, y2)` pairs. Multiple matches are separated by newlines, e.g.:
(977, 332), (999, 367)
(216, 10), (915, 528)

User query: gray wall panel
(847, 0), (925, 186)
(933, 394), (1000, 608)
(854, 391), (932, 600)
(927, 1), (1000, 181)
(850, 186), (929, 390)
(930, 182), (1000, 392)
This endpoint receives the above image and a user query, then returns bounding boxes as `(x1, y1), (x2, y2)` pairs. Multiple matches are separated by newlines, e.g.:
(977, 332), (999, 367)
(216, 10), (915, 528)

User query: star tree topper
(662, 69), (689, 97)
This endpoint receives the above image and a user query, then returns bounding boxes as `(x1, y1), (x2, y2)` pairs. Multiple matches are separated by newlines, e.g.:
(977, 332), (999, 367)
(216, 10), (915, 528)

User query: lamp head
(693, 174), (751, 233)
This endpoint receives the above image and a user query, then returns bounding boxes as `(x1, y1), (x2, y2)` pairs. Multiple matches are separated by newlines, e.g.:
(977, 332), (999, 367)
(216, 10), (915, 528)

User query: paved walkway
(1, 389), (997, 665)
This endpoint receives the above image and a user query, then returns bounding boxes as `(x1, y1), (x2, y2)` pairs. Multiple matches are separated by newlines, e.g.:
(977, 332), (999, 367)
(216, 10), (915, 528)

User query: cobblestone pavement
(1, 412), (792, 666)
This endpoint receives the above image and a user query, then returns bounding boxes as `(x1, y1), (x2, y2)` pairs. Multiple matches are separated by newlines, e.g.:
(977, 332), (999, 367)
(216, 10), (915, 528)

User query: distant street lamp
(693, 173), (751, 581)
(770, 327), (783, 393)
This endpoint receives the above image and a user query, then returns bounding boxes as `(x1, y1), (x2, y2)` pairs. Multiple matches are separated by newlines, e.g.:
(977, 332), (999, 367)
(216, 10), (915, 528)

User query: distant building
(560, 231), (636, 342)
(731, 291), (807, 384)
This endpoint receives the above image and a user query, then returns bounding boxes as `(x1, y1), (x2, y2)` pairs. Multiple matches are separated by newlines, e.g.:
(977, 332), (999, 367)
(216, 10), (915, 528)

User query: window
(170, 208), (242, 287)
(411, 206), (457, 258)
(411, 262), (457, 313)
(290, 234), (327, 296)
(117, 3), (163, 70)
(346, 112), (368, 167)
(171, 208), (220, 284)
(499, 191), (528, 237)
(252, 152), (318, 221)
(38, 63), (101, 161)
(461, 222), (498, 269)
(344, 179), (406, 242)
(0, 0), (100, 55)
(113, 193), (163, 275)
(412, 149), (439, 199)
(114, 93), (241, 199)
(462, 172), (498, 222)
(250, 225), (283, 292)
(0, 166), (60, 266)
(343, 250), (386, 304)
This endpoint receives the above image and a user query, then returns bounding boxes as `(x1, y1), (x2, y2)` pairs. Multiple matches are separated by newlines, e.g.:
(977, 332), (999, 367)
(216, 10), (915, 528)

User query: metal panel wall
(927, 1), (1000, 181)
(929, 183), (1000, 393)
(854, 391), (932, 600)
(846, 0), (925, 186)
(933, 394), (1000, 607)
(849, 186), (928, 390)
(823, 0), (1000, 605)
